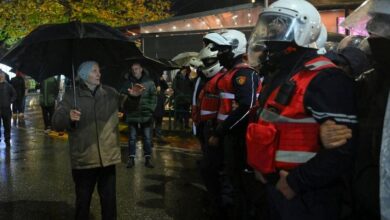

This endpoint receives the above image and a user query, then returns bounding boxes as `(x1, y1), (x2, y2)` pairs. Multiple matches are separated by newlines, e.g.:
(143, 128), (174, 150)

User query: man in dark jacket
(10, 71), (26, 121)
(172, 67), (192, 130)
(0, 70), (16, 147)
(121, 63), (157, 168)
(39, 76), (59, 133)
(153, 75), (168, 142)
(323, 1), (390, 219)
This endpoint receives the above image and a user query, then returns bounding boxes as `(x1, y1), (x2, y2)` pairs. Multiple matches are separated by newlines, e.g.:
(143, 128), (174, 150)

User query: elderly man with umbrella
(1, 21), (143, 220)
(52, 60), (142, 220)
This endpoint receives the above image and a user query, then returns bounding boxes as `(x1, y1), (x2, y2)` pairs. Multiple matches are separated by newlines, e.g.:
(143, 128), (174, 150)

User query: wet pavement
(0, 95), (210, 220)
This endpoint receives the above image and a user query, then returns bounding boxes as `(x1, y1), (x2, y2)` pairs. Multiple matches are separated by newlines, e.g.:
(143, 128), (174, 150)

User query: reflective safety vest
(217, 63), (260, 122)
(246, 56), (337, 173)
(199, 72), (225, 122)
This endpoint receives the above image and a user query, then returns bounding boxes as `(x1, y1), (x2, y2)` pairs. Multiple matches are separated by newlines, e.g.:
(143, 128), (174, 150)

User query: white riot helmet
(203, 29), (247, 58)
(312, 24), (327, 54)
(248, 0), (322, 49)
(198, 43), (223, 78)
(342, 0), (390, 39)
(315, 24), (328, 49)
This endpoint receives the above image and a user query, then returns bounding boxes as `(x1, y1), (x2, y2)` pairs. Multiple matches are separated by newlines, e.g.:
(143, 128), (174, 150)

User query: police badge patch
(236, 76), (247, 85)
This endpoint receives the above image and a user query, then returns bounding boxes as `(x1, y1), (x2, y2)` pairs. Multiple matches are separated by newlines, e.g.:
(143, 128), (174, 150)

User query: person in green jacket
(39, 76), (59, 133)
(121, 63), (157, 168)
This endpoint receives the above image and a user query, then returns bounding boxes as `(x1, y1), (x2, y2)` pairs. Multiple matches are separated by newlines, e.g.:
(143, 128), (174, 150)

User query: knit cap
(77, 61), (98, 81)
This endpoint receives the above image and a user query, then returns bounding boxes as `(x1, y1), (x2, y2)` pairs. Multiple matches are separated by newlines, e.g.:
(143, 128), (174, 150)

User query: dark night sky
(170, 0), (255, 16)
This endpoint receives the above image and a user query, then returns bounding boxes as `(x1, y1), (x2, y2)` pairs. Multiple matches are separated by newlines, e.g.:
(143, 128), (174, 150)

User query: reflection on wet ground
(0, 96), (210, 220)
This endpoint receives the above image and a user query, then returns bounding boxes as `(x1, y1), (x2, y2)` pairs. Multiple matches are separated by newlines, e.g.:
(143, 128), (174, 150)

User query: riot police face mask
(216, 46), (235, 69)
(260, 41), (295, 73)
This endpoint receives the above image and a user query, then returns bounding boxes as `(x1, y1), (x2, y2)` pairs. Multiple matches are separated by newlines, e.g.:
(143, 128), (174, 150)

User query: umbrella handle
(72, 62), (78, 109)
(72, 62), (79, 128)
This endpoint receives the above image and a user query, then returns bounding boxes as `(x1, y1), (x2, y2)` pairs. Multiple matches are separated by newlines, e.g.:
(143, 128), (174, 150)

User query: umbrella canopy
(0, 21), (142, 82)
(158, 58), (181, 69)
(171, 51), (199, 67)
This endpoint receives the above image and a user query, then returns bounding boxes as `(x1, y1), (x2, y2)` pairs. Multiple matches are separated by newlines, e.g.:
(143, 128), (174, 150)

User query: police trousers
(266, 183), (343, 220)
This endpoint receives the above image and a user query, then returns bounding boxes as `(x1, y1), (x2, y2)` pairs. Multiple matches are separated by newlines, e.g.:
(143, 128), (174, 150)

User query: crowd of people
(0, 0), (388, 219)
(0, 70), (61, 146)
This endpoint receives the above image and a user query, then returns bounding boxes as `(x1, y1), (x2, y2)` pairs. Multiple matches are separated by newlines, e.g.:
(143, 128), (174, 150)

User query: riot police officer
(339, 0), (390, 219)
(246, 0), (357, 219)
(191, 38), (230, 217)
(205, 29), (262, 219)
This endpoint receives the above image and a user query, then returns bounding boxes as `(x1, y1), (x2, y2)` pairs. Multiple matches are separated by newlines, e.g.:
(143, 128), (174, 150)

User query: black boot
(145, 157), (154, 168)
(126, 157), (135, 168)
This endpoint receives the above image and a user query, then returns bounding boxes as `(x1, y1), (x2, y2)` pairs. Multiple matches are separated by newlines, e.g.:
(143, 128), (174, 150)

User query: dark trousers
(12, 97), (25, 114)
(71, 165), (117, 220)
(223, 133), (267, 220)
(41, 105), (55, 129)
(0, 107), (12, 141)
(154, 116), (163, 138)
(198, 123), (231, 213)
(266, 183), (342, 220)
(174, 103), (190, 129)
(128, 122), (152, 157)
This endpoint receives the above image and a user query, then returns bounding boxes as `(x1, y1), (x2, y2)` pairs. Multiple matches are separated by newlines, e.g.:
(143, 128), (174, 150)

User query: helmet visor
(247, 41), (266, 68)
(250, 13), (295, 43)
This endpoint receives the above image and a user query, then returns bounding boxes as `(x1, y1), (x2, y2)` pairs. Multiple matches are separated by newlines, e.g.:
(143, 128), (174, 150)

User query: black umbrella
(158, 58), (181, 70)
(0, 21), (142, 106)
